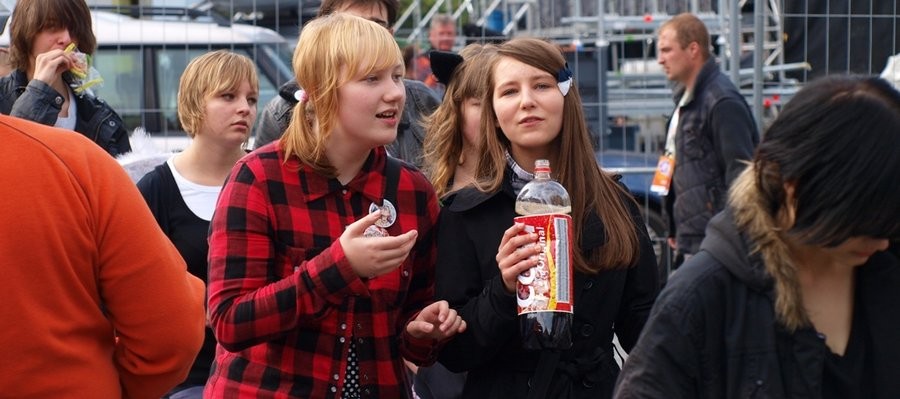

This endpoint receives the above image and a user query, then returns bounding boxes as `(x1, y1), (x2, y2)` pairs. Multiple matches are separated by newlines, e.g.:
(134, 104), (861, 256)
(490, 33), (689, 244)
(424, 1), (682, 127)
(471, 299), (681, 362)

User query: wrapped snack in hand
(64, 43), (103, 94)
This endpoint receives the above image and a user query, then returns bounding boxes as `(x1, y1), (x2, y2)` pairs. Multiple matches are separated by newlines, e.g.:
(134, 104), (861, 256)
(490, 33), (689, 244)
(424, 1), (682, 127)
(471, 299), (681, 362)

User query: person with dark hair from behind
(655, 13), (758, 266)
(615, 76), (900, 398)
(0, 0), (131, 156)
(253, 0), (440, 169)
(137, 50), (259, 399)
(402, 44), (419, 80)
(435, 37), (659, 398)
(0, 113), (205, 397)
(460, 23), (506, 46)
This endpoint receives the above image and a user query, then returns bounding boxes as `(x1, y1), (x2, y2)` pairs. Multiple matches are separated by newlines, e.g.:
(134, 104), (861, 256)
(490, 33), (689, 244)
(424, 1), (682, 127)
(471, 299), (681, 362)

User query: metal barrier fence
(11, 0), (893, 272)
(68, 0), (898, 149)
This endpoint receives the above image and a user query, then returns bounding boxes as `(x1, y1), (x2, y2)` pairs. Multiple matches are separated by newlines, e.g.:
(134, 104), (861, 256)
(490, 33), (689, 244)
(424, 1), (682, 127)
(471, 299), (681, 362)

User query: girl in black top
(434, 38), (660, 399)
(137, 50), (259, 398)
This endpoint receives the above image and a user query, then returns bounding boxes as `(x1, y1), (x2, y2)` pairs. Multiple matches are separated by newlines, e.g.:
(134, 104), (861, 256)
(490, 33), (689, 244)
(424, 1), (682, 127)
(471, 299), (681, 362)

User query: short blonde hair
(177, 50), (259, 137)
(281, 13), (403, 176)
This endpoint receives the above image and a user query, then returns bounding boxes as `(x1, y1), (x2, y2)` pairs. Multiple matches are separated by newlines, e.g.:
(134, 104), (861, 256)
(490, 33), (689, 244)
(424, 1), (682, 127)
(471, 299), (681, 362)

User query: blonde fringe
(729, 167), (810, 331)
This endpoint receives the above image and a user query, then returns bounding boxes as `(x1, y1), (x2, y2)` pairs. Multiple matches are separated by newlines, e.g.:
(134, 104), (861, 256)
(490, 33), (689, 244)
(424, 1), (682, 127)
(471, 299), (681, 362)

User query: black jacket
(0, 70), (130, 156)
(667, 59), (757, 254)
(615, 210), (900, 398)
(436, 170), (659, 399)
(252, 78), (439, 168)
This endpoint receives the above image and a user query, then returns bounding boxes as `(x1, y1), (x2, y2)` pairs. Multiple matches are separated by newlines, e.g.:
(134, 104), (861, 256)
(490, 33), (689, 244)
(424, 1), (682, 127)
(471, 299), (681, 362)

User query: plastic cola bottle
(513, 159), (574, 350)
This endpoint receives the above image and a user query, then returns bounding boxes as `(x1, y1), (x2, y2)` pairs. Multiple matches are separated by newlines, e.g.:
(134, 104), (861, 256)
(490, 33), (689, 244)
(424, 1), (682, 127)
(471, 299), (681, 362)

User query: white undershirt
(664, 89), (694, 158)
(54, 90), (77, 130)
(166, 157), (223, 221)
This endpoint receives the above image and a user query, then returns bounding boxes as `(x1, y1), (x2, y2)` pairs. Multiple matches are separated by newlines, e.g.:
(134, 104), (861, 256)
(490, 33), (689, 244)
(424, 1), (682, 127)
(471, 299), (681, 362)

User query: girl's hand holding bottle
(495, 223), (541, 293)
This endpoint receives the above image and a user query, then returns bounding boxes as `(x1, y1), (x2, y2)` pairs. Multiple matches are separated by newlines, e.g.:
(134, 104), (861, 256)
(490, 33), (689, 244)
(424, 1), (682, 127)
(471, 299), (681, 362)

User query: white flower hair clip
(294, 89), (309, 103)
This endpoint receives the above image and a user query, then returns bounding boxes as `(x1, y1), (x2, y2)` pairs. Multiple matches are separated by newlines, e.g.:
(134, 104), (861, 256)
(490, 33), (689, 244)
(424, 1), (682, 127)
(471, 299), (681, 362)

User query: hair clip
(294, 89), (309, 103)
(557, 63), (573, 96)
(429, 50), (464, 86)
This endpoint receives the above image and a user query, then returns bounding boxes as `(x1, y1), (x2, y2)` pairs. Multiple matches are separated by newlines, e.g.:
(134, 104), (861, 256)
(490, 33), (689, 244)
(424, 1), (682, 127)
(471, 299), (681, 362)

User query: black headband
(429, 50), (464, 86)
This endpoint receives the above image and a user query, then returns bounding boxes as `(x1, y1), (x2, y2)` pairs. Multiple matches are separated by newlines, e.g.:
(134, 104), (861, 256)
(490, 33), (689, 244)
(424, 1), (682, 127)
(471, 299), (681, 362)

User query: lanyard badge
(650, 155), (675, 196)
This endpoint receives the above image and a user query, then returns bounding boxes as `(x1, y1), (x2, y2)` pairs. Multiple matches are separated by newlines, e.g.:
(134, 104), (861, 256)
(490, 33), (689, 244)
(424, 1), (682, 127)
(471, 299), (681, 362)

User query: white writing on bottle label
(513, 213), (574, 315)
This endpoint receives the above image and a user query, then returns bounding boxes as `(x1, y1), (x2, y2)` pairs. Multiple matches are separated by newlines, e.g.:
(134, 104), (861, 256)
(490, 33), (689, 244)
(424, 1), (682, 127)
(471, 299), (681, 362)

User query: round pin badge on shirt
(368, 199), (397, 228)
(364, 225), (389, 238)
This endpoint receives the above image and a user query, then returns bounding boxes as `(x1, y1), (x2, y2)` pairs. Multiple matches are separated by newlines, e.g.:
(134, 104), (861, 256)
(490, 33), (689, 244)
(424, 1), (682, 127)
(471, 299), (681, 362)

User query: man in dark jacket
(655, 13), (758, 262)
(253, 0), (440, 168)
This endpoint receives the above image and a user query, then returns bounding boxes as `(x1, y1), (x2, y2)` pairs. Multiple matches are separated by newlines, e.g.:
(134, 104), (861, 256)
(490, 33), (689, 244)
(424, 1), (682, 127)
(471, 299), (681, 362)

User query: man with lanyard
(651, 13), (758, 268)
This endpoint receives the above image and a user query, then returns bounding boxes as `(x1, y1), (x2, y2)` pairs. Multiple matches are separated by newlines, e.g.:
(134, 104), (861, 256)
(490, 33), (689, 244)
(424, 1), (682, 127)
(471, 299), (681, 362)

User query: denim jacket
(0, 70), (130, 156)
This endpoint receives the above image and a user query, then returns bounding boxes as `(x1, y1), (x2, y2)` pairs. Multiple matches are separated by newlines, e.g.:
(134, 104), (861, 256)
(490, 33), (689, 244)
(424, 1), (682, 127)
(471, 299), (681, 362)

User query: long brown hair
(476, 38), (640, 272)
(422, 43), (498, 198)
(9, 0), (96, 72)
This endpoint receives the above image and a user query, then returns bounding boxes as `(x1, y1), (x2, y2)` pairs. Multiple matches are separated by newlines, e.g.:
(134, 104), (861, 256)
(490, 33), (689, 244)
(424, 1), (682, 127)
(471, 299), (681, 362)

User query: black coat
(666, 59), (758, 254)
(615, 210), (900, 398)
(435, 171), (660, 399)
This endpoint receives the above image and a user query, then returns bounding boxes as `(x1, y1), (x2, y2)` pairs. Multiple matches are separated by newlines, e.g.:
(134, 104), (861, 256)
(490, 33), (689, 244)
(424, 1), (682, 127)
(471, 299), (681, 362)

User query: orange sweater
(0, 115), (206, 398)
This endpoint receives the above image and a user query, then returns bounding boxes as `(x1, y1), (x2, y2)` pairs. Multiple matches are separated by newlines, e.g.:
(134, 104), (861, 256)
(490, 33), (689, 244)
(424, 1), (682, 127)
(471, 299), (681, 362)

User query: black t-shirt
(821, 293), (873, 399)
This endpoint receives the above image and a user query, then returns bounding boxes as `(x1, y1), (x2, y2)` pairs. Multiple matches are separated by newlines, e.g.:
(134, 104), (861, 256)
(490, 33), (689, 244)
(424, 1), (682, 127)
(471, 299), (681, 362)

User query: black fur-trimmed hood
(711, 167), (809, 331)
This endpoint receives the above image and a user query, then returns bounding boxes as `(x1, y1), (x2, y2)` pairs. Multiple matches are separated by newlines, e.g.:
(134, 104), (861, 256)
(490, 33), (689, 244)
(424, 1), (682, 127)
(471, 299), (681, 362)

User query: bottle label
(513, 213), (574, 315)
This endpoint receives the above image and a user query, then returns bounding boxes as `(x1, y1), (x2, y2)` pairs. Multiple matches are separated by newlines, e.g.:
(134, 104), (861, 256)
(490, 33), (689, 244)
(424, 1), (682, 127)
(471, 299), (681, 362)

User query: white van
(0, 5), (294, 151)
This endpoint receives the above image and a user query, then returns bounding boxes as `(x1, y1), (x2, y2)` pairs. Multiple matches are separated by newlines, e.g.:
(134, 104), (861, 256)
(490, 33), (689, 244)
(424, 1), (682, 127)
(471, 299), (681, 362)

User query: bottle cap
(534, 159), (551, 174)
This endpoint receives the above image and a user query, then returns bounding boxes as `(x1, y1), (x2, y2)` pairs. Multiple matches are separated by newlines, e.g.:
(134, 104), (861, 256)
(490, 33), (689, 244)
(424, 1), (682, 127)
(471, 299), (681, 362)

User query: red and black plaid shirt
(206, 145), (440, 398)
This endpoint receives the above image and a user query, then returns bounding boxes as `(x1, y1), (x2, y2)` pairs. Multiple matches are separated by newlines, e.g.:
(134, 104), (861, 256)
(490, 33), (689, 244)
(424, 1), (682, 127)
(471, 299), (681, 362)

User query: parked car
(596, 150), (671, 283)
(0, 6), (294, 151)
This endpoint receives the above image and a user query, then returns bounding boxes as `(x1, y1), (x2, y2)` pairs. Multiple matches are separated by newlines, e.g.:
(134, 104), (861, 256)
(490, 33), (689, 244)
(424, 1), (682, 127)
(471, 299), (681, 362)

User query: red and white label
(513, 214), (574, 315)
